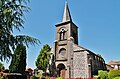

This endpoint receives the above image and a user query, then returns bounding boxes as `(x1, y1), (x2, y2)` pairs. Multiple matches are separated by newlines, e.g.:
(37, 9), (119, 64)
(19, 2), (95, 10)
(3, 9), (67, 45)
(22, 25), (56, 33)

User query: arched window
(59, 29), (66, 40)
(59, 48), (66, 57)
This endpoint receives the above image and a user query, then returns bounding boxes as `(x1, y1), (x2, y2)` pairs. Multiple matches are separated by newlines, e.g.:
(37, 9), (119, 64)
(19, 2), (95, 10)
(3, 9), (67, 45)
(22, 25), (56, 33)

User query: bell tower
(55, 2), (78, 44)
(53, 1), (78, 78)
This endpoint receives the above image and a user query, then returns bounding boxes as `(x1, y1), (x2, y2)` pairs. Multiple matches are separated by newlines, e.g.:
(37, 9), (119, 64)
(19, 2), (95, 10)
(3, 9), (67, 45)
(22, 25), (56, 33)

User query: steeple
(55, 1), (78, 45)
(62, 1), (72, 22)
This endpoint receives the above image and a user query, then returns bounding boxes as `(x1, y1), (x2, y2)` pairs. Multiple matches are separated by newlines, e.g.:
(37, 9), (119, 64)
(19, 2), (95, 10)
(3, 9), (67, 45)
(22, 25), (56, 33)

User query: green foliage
(0, 62), (3, 67)
(0, 62), (4, 72)
(56, 77), (64, 79)
(9, 44), (26, 74)
(108, 70), (120, 79)
(35, 44), (51, 73)
(98, 70), (108, 79)
(35, 70), (43, 77)
(32, 76), (39, 79)
(0, 0), (40, 62)
(113, 76), (120, 79)
(0, 74), (7, 79)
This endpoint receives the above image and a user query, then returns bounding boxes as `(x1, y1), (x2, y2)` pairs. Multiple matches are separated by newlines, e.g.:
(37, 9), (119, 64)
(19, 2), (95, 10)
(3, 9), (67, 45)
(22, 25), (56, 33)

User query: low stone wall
(39, 76), (96, 79)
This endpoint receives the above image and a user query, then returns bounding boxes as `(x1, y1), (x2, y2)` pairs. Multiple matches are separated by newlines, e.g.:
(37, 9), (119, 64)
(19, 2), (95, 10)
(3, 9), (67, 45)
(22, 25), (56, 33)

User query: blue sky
(4, 0), (120, 69)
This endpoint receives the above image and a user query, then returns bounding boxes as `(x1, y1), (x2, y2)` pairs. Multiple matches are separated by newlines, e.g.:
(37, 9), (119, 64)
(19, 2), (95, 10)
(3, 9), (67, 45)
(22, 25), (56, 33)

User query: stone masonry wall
(73, 51), (89, 78)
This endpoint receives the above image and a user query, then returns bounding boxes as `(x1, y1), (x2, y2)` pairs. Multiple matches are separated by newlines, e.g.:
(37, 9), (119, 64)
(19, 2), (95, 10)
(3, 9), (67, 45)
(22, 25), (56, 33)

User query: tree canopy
(35, 44), (51, 73)
(0, 62), (4, 71)
(0, 0), (40, 62)
(9, 44), (26, 74)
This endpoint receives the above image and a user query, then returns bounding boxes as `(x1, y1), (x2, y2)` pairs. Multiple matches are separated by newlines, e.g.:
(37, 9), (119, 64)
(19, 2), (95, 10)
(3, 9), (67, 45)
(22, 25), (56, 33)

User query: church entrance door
(57, 63), (66, 78)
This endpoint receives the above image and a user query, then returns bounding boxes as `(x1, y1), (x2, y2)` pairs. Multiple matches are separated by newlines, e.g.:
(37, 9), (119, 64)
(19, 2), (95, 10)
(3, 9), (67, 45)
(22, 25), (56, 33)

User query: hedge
(108, 70), (120, 79)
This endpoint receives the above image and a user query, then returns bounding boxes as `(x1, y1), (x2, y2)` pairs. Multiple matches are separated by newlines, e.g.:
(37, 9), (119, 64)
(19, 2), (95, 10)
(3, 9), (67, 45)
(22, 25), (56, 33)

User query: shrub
(32, 76), (39, 79)
(56, 77), (64, 79)
(0, 74), (7, 79)
(98, 70), (108, 79)
(108, 70), (120, 79)
(113, 76), (120, 79)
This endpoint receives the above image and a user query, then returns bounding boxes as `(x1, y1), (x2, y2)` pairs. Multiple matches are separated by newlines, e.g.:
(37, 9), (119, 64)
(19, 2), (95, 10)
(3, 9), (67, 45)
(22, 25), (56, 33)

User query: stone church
(49, 2), (106, 78)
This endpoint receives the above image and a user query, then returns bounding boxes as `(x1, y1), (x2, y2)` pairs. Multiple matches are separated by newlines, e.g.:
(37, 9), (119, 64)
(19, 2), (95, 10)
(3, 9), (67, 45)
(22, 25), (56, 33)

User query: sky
(3, 0), (120, 69)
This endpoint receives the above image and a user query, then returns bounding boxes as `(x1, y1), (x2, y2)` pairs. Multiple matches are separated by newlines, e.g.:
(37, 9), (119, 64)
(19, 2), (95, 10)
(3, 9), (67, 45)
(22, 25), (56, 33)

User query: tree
(0, 62), (4, 72)
(9, 44), (26, 74)
(0, 0), (40, 62)
(35, 44), (51, 74)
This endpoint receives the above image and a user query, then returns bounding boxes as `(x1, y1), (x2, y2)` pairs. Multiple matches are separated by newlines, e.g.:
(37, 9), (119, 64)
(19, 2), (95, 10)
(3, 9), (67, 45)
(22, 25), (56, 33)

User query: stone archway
(57, 63), (66, 77)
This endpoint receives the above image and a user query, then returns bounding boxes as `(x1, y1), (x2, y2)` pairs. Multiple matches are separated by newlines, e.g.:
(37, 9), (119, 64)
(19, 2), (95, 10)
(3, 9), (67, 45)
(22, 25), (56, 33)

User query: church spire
(62, 1), (72, 22)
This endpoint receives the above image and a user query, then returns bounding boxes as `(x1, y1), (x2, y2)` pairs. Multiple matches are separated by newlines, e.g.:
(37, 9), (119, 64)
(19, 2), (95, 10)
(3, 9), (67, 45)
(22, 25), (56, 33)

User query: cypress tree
(9, 44), (26, 74)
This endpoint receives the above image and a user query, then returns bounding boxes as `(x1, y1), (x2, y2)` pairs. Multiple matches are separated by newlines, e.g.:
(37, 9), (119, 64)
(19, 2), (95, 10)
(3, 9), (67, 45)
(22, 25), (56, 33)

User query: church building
(50, 2), (106, 78)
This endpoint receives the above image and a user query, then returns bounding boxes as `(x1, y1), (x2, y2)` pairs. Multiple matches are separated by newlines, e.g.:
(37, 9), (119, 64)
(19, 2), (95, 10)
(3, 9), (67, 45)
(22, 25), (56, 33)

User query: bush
(113, 76), (120, 79)
(0, 74), (7, 79)
(98, 70), (108, 79)
(32, 76), (39, 79)
(56, 77), (64, 79)
(108, 70), (120, 79)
